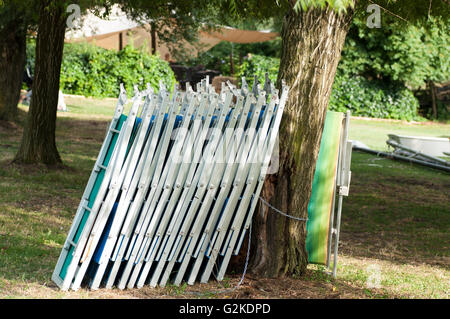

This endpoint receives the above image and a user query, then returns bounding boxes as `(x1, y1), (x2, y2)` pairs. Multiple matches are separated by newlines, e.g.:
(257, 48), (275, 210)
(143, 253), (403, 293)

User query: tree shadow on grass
(338, 152), (450, 270)
(0, 227), (62, 284)
(1, 108), (447, 298)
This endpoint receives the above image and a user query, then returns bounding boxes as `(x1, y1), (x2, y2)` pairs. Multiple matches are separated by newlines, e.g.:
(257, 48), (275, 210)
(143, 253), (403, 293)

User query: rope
(258, 196), (308, 222)
(185, 223), (252, 296)
(237, 222), (251, 287)
(180, 194), (307, 296)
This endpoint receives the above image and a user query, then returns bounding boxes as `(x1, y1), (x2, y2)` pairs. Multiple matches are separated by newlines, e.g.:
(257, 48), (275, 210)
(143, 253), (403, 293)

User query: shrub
(329, 75), (421, 121)
(26, 41), (176, 98)
(237, 54), (279, 88)
(237, 53), (421, 121)
(60, 43), (176, 98)
(342, 16), (450, 89)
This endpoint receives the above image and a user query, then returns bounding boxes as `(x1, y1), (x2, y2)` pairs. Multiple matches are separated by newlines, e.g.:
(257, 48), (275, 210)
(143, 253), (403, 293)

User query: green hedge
(329, 75), (420, 121)
(237, 54), (421, 121)
(27, 41), (176, 98)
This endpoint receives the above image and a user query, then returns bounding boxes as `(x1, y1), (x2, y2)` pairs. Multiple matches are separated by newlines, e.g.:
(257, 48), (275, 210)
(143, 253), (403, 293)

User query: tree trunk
(119, 32), (124, 51)
(0, 21), (27, 122)
(429, 81), (438, 119)
(151, 22), (157, 55)
(249, 5), (353, 277)
(14, 1), (66, 165)
(230, 50), (234, 75)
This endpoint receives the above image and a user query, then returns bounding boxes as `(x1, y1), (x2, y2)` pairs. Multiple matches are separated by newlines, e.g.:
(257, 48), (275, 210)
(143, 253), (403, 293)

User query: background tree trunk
(151, 22), (157, 55)
(14, 1), (66, 165)
(429, 81), (438, 119)
(0, 21), (26, 122)
(249, 5), (353, 277)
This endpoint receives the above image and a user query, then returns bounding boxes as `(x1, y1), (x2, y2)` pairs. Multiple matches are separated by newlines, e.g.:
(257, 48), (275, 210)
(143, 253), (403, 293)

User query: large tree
(220, 0), (449, 278)
(245, 0), (355, 277)
(255, 3), (353, 277)
(13, 0), (113, 165)
(13, 0), (69, 164)
(0, 1), (37, 122)
(11, 0), (218, 165)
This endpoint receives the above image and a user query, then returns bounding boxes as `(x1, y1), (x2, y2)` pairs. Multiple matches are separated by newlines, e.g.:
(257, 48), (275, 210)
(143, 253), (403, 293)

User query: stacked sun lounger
(52, 76), (289, 291)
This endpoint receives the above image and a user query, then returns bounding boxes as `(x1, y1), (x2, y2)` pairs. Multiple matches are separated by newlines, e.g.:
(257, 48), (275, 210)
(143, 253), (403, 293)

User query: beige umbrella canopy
(66, 22), (279, 62)
(202, 26), (279, 44)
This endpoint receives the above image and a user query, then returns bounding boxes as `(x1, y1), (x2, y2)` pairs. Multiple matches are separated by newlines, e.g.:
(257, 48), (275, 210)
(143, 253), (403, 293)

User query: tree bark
(230, 50), (234, 75)
(0, 20), (27, 122)
(151, 22), (157, 55)
(249, 5), (353, 277)
(14, 1), (66, 165)
(429, 81), (438, 119)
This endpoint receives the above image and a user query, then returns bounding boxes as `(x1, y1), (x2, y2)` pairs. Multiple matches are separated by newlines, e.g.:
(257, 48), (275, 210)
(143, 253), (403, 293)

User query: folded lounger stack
(52, 76), (289, 291)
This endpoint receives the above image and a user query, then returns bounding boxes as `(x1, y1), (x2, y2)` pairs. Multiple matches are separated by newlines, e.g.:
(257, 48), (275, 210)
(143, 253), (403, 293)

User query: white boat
(387, 134), (450, 158)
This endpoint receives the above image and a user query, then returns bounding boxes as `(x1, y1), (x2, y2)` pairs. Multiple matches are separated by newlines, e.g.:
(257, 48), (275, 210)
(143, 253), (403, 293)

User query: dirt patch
(1, 159), (79, 174)
(0, 120), (19, 131)
(0, 268), (373, 299)
(90, 271), (369, 299)
(384, 175), (450, 193)
(57, 119), (109, 144)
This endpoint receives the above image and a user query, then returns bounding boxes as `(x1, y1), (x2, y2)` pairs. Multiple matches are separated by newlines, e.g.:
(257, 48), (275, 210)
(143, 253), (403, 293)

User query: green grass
(349, 117), (450, 152)
(0, 98), (448, 299)
(62, 96), (120, 118)
(334, 150), (449, 298)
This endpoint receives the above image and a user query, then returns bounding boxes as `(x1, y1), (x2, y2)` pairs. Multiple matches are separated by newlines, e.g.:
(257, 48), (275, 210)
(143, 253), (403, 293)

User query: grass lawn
(0, 97), (448, 299)
(349, 116), (449, 152)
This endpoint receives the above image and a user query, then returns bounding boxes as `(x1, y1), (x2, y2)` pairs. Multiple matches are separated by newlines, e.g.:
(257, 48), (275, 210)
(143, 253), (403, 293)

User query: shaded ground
(340, 152), (449, 269)
(0, 102), (448, 299)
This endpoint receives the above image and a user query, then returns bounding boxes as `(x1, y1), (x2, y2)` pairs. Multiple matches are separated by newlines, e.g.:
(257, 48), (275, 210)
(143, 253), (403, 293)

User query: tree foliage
(57, 43), (176, 98)
(341, 15), (450, 88)
(237, 54), (280, 86)
(222, 8), (449, 120)
(238, 53), (423, 120)
(0, 0), (38, 32)
(113, 0), (226, 61)
(221, 0), (450, 18)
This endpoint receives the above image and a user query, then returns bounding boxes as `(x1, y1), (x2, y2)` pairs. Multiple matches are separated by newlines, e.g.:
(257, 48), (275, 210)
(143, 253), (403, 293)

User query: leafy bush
(60, 43), (176, 98)
(237, 54), (421, 121)
(329, 75), (421, 121)
(184, 38), (281, 77)
(237, 54), (279, 88)
(340, 16), (450, 89)
(26, 41), (176, 98)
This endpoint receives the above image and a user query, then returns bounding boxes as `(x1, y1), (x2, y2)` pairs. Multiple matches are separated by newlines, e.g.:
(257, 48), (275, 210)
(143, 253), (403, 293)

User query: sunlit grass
(1, 96), (448, 298)
(349, 117), (450, 151)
